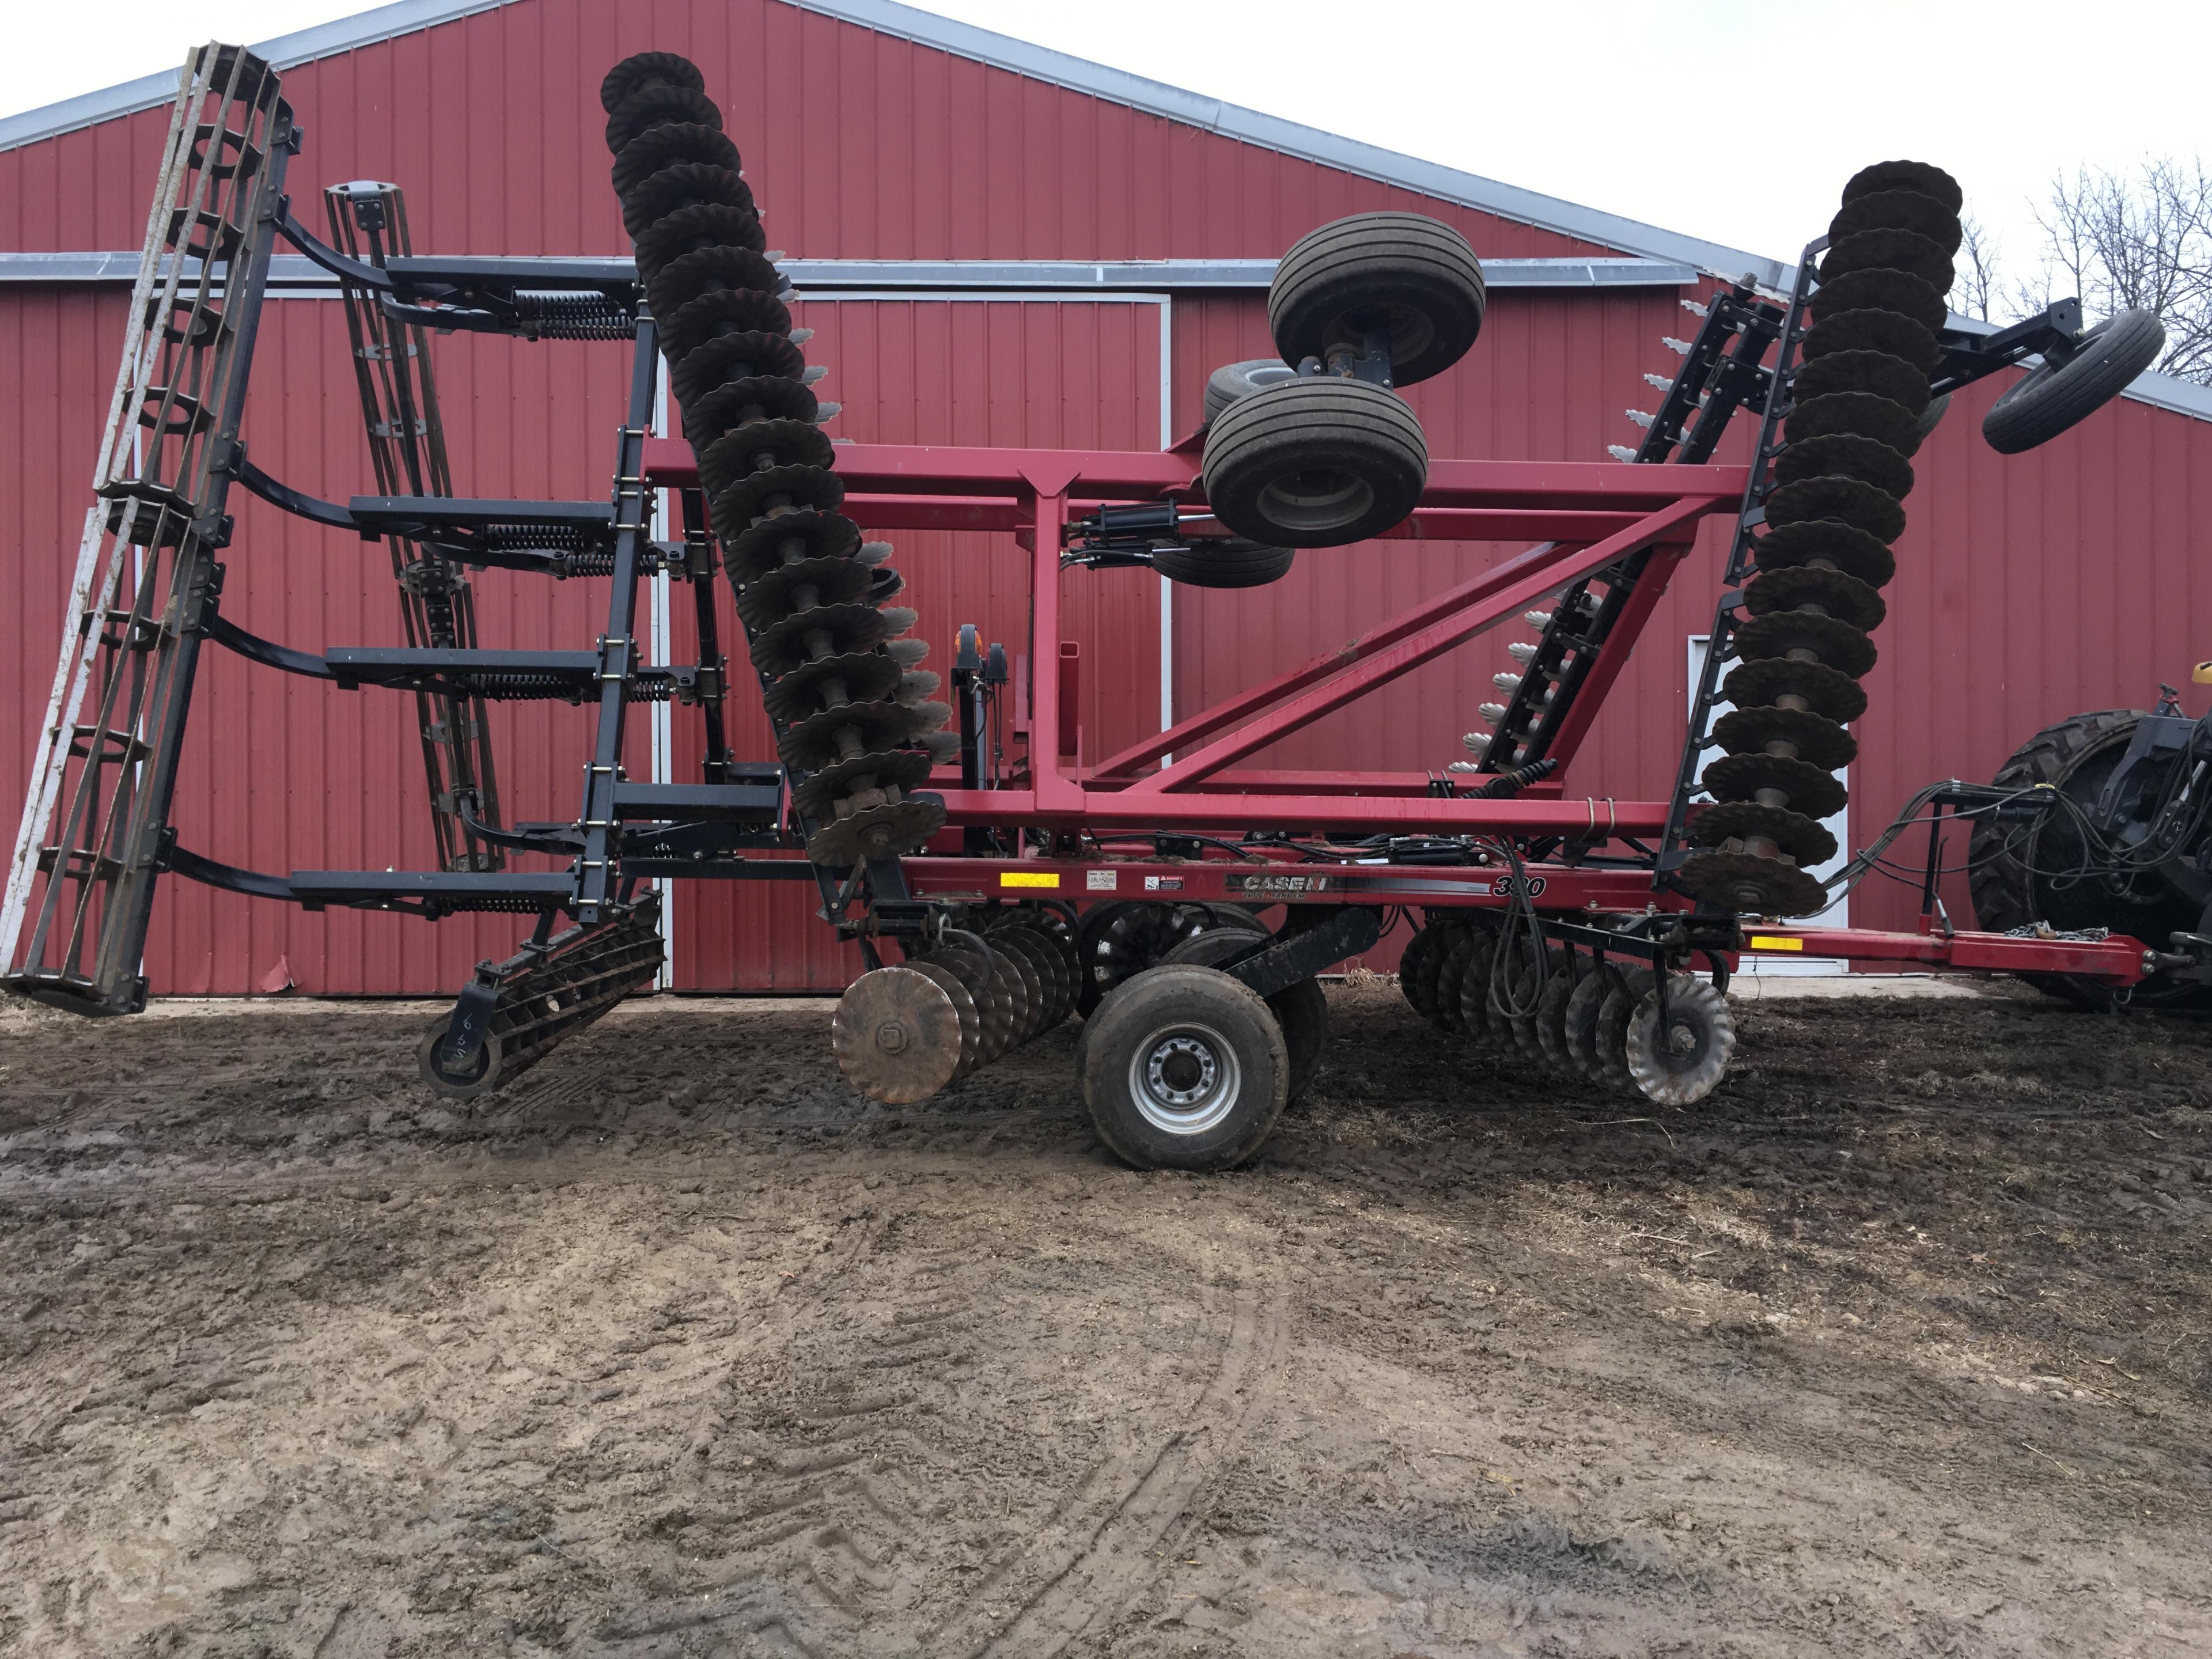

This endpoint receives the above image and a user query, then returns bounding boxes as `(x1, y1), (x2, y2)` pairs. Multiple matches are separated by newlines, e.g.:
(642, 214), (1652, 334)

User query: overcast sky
(6, 0), (2207, 315)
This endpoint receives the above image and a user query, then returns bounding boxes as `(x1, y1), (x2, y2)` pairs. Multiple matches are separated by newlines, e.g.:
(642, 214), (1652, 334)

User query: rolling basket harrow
(5, 45), (2199, 1168)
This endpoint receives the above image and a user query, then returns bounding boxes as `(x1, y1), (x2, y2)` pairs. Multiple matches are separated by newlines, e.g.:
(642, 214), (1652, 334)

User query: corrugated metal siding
(12, 293), (650, 995)
(5, 0), (2212, 995)
(0, 0), (1629, 262)
(672, 296), (1164, 990)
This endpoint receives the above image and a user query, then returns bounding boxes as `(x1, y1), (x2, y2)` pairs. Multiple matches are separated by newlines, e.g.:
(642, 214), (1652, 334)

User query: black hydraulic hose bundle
(599, 52), (955, 868)
(1677, 161), (1964, 918)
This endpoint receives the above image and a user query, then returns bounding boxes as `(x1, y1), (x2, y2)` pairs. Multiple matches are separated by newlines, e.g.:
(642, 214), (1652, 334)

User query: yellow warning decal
(1747, 934), (1805, 952)
(1000, 871), (1060, 889)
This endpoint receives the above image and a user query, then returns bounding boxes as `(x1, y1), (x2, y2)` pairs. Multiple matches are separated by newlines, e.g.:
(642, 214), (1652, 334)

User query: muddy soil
(2, 979), (2210, 1657)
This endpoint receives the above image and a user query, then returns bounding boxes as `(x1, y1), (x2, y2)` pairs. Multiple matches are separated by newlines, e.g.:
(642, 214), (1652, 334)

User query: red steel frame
(641, 436), (2153, 987)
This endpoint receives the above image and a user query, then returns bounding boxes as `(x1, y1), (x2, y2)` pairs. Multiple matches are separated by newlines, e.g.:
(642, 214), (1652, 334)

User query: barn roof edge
(0, 0), (520, 153)
(0, 0), (1789, 286)
(788, 0), (1790, 287)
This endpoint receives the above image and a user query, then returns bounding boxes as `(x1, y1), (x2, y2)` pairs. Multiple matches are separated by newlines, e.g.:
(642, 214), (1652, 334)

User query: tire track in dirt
(931, 1271), (1291, 1658)
(574, 1219), (971, 1657)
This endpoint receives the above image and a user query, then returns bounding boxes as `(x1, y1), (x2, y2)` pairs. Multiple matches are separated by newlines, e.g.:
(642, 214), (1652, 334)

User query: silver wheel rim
(1129, 1021), (1241, 1135)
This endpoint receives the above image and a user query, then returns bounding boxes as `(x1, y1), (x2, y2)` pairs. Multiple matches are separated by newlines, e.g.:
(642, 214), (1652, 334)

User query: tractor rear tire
(1967, 708), (2203, 1009)
(1982, 309), (2164, 454)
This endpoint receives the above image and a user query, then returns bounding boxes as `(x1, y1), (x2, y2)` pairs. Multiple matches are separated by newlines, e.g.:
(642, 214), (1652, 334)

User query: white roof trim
(0, 0), (1787, 286)
(0, 0), (519, 153)
(0, 251), (1698, 291)
(787, 0), (1790, 288)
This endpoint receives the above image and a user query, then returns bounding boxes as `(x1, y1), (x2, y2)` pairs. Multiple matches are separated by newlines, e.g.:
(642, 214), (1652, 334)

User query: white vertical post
(652, 355), (675, 988)
(1155, 296), (1175, 754)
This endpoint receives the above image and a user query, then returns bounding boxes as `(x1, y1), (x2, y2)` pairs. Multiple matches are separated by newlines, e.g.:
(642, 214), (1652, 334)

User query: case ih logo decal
(1227, 873), (1333, 897)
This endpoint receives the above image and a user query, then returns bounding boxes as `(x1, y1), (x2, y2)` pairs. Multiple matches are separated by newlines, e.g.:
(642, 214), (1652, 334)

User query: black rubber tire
(1268, 212), (1486, 387)
(1966, 709), (2203, 1009)
(1201, 377), (1427, 548)
(1080, 964), (1290, 1171)
(1204, 359), (1300, 424)
(1915, 389), (1951, 443)
(1152, 537), (1295, 589)
(1160, 929), (1328, 1107)
(1982, 309), (2165, 455)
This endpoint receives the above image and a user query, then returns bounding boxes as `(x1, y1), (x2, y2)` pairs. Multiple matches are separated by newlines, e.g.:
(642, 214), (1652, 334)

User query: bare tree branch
(1952, 214), (2000, 322)
(2006, 160), (2212, 384)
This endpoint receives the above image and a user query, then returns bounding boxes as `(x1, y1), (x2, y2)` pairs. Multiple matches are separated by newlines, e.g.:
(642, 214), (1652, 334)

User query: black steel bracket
(1930, 300), (2084, 399)
(1226, 905), (1384, 998)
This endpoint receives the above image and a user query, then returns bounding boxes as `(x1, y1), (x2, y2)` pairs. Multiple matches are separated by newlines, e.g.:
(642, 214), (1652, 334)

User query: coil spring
(514, 291), (638, 341)
(461, 675), (672, 703)
(426, 896), (563, 915)
(484, 523), (596, 552)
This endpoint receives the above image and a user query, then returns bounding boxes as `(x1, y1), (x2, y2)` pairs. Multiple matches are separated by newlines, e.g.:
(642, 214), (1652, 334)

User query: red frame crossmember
(645, 438), (1740, 831)
(642, 437), (2152, 987)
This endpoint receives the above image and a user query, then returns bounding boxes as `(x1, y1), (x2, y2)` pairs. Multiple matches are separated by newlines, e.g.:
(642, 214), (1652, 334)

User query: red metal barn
(4, 0), (2210, 994)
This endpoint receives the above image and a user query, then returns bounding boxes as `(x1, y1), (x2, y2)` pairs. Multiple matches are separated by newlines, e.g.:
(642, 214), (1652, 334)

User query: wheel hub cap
(1131, 1024), (1241, 1135)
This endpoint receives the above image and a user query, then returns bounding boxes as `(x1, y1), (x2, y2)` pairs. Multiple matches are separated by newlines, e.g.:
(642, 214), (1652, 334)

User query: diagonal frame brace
(1123, 495), (1719, 794)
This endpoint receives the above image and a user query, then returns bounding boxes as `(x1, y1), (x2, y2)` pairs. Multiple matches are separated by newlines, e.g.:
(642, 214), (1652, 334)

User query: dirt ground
(2, 977), (2209, 1658)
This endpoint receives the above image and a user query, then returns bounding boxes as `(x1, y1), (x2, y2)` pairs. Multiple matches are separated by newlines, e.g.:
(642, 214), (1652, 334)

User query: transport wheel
(1268, 212), (1486, 387)
(1982, 309), (2165, 454)
(1203, 358), (1300, 423)
(1152, 537), (1296, 588)
(1562, 963), (1619, 1081)
(1161, 928), (1328, 1107)
(1201, 377), (1428, 548)
(1967, 709), (2205, 1009)
(418, 1024), (503, 1102)
(1080, 965), (1290, 1171)
(1915, 389), (1951, 442)
(1624, 975), (1736, 1106)
(1594, 967), (1655, 1092)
